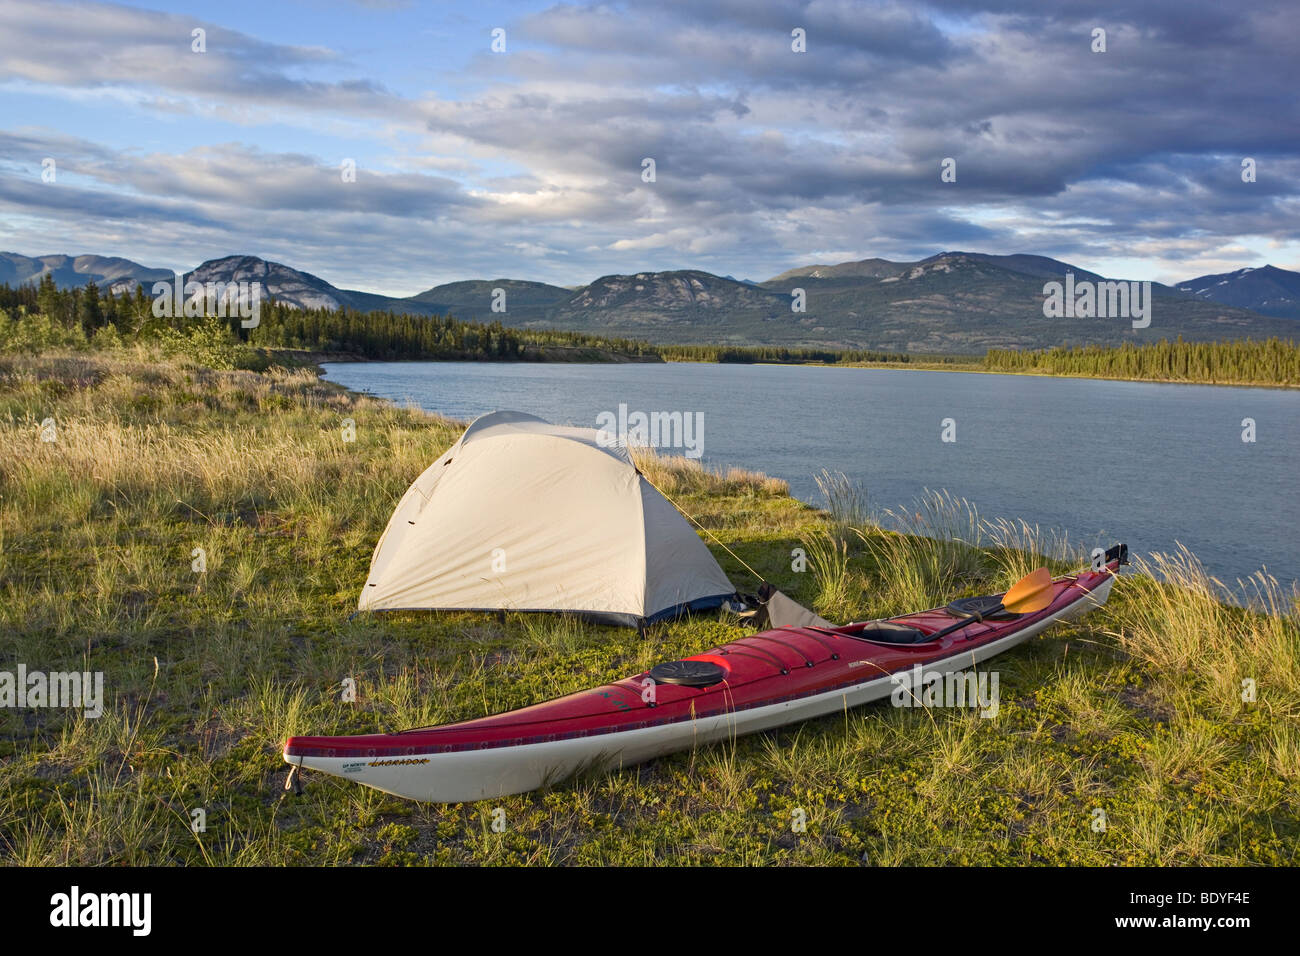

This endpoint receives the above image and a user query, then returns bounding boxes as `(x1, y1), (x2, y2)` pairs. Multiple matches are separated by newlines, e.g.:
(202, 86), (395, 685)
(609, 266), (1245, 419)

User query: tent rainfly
(359, 410), (739, 627)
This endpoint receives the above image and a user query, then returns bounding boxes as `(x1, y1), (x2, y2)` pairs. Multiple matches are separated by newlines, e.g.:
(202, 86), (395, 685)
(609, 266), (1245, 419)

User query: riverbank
(292, 346), (1300, 390)
(1, 349), (1295, 865)
(833, 361), (1300, 390)
(270, 344), (665, 367)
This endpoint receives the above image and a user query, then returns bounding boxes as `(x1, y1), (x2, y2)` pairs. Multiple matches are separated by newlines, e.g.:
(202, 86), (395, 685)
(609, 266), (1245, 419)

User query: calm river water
(322, 361), (1300, 593)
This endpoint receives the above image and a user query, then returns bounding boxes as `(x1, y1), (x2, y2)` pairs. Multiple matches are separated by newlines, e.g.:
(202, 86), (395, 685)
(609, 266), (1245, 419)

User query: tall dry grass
(853, 491), (987, 616)
(1110, 546), (1300, 716)
(631, 446), (789, 498)
(802, 529), (855, 620)
(814, 469), (870, 536)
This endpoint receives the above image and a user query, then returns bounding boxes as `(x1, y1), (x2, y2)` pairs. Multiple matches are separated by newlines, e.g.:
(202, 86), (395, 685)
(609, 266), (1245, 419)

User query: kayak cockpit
(832, 621), (935, 645)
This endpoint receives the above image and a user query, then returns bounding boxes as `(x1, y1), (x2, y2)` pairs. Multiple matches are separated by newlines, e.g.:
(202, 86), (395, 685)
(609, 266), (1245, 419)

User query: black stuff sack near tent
(735, 582), (832, 630)
(359, 410), (740, 628)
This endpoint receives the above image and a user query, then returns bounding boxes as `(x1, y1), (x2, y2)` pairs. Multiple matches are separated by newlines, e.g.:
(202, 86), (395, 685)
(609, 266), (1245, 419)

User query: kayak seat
(851, 622), (932, 645)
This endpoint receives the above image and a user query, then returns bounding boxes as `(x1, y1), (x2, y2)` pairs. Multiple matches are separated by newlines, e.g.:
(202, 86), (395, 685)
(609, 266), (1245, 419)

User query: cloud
(0, 0), (1295, 288)
(0, 0), (401, 118)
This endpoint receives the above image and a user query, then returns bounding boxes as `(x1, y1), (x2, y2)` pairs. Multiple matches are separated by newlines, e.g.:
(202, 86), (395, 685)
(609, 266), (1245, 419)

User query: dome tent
(359, 410), (739, 627)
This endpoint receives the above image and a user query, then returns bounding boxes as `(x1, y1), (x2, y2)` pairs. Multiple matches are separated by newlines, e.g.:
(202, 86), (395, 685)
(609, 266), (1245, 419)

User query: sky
(0, 0), (1297, 295)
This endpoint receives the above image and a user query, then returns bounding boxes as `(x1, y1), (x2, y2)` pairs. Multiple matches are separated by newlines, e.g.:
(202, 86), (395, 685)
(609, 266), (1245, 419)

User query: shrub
(1, 309), (89, 352)
(149, 318), (264, 371)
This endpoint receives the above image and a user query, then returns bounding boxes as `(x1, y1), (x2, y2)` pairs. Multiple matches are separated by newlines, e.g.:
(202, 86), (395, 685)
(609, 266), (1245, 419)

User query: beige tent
(360, 411), (738, 627)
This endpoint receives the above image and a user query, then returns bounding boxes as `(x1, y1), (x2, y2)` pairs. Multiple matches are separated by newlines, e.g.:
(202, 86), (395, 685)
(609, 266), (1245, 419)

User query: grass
(814, 468), (870, 536)
(1, 349), (1297, 866)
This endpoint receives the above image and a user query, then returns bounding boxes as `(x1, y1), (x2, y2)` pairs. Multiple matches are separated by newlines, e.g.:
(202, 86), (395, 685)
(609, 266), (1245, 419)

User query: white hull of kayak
(285, 576), (1113, 803)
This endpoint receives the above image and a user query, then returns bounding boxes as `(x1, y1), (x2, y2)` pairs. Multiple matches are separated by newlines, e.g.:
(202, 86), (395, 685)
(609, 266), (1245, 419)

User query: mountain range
(1175, 265), (1300, 319)
(0, 253), (174, 294)
(3, 249), (1297, 353)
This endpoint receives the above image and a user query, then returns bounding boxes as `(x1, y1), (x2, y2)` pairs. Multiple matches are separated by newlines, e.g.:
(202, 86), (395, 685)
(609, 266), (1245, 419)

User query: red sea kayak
(284, 546), (1126, 803)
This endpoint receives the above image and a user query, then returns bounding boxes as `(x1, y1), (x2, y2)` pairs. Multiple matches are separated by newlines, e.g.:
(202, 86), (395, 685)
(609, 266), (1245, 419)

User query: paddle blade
(1002, 567), (1054, 613)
